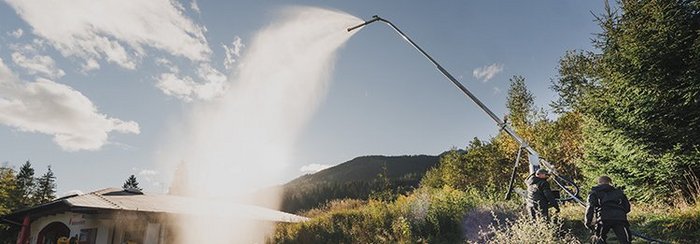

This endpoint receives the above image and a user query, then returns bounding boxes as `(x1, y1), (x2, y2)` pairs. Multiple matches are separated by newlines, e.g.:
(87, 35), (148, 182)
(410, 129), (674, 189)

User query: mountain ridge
(279, 154), (441, 212)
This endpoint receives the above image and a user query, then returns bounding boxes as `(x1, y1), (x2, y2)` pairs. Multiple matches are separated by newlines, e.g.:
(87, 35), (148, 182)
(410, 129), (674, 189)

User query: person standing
(526, 168), (559, 219)
(584, 175), (632, 244)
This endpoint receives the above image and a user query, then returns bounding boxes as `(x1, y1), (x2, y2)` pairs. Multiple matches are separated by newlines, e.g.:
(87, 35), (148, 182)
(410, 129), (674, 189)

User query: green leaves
(555, 0), (700, 202)
(34, 166), (56, 204)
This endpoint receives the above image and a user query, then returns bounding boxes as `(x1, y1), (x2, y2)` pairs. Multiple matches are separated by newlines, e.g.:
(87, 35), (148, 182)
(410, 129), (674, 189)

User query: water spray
(347, 15), (667, 243)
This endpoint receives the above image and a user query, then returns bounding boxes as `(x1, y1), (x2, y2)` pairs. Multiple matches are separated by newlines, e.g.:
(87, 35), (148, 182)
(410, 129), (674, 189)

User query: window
(78, 228), (97, 244)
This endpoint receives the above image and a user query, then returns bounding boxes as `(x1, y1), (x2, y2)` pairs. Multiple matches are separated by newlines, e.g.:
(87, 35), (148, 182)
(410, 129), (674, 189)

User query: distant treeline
(279, 155), (439, 213)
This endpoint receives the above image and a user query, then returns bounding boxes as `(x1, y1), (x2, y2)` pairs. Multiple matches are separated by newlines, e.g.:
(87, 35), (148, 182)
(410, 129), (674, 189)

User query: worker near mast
(526, 168), (559, 219)
(585, 175), (632, 244)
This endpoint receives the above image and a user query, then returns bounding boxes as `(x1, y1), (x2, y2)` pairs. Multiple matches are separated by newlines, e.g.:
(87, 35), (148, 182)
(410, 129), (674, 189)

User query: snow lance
(347, 15), (671, 243)
(347, 15), (580, 202)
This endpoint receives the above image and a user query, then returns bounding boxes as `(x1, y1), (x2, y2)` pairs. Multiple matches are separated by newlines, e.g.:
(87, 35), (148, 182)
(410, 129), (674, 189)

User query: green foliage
(272, 2), (700, 242)
(2, 162), (58, 243)
(629, 202), (700, 243)
(393, 186), (475, 242)
(122, 174), (142, 191)
(0, 167), (17, 244)
(0, 167), (16, 215)
(507, 75), (536, 128)
(557, 202), (700, 243)
(369, 164), (395, 202)
(279, 155), (439, 213)
(34, 166), (57, 203)
(421, 139), (510, 197)
(551, 50), (600, 113)
(554, 0), (700, 202)
(10, 161), (36, 209)
(422, 77), (585, 197)
(270, 186), (474, 243)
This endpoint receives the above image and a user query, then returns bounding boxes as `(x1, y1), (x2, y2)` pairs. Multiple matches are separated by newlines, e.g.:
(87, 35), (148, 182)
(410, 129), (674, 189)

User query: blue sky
(0, 1), (607, 194)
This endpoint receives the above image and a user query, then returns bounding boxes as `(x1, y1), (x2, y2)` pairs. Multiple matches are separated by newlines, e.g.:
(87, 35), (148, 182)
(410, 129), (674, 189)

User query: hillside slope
(280, 155), (440, 212)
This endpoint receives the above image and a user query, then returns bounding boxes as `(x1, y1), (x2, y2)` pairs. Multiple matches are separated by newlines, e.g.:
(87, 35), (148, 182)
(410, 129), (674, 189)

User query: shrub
(269, 186), (474, 243)
(477, 213), (581, 244)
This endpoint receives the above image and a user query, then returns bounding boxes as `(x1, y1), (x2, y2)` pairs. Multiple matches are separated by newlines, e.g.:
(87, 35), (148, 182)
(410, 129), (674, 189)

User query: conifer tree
(34, 166), (57, 203)
(553, 0), (700, 201)
(10, 161), (36, 209)
(122, 174), (142, 191)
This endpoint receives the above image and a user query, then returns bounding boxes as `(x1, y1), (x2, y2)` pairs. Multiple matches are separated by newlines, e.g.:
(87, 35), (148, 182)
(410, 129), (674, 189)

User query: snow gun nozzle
(347, 15), (382, 32)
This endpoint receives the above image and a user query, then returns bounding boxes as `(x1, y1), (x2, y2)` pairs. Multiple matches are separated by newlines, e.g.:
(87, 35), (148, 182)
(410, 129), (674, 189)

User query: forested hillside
(279, 155), (440, 212)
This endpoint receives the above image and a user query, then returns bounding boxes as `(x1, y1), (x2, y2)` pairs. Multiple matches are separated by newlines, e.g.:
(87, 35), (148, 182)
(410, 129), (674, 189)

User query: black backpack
(596, 189), (630, 214)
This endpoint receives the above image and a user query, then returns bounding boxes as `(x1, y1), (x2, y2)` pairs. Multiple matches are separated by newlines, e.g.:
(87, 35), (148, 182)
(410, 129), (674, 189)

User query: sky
(0, 0), (608, 195)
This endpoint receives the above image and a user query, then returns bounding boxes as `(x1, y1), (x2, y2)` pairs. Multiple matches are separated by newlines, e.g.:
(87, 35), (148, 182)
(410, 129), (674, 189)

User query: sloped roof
(2, 188), (308, 224)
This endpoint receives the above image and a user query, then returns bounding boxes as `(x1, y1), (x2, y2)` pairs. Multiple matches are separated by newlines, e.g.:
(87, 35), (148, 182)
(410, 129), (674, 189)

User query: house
(1, 188), (307, 244)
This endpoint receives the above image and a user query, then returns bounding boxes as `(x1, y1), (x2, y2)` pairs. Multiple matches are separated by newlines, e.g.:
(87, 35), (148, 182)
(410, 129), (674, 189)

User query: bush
(477, 212), (581, 244)
(628, 202), (700, 243)
(269, 186), (474, 243)
(556, 201), (700, 243)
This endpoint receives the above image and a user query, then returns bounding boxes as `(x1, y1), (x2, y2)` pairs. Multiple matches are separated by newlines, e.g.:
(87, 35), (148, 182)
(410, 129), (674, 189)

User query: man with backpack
(584, 175), (632, 244)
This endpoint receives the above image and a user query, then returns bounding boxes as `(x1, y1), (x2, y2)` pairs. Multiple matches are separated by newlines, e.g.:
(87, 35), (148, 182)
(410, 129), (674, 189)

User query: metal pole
(370, 17), (547, 173)
(347, 16), (667, 243)
(505, 146), (524, 200)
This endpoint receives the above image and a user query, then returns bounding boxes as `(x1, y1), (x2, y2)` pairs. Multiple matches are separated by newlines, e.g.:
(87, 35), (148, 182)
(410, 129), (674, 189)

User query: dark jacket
(526, 176), (558, 209)
(584, 184), (630, 227)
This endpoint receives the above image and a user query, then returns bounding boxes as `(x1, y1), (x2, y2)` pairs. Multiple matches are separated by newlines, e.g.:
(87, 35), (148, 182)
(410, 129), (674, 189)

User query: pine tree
(10, 161), (36, 209)
(553, 0), (700, 201)
(122, 174), (142, 191)
(34, 166), (57, 204)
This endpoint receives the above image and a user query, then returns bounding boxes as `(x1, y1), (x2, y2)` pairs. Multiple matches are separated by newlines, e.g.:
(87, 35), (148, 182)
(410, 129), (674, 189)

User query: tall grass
(269, 186), (474, 243)
(476, 212), (581, 244)
(556, 201), (700, 243)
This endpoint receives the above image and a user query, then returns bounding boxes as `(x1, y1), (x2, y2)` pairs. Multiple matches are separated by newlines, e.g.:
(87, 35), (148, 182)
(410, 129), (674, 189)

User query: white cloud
(472, 63), (504, 82)
(299, 163), (331, 174)
(11, 51), (65, 79)
(8, 28), (23, 38)
(190, 0), (201, 14)
(155, 73), (198, 101)
(155, 58), (179, 73)
(131, 168), (162, 191)
(155, 62), (226, 102)
(155, 72), (225, 102)
(493, 86), (502, 94)
(81, 59), (100, 72)
(222, 36), (244, 70)
(5, 0), (211, 70)
(196, 63), (227, 84)
(0, 58), (140, 151)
